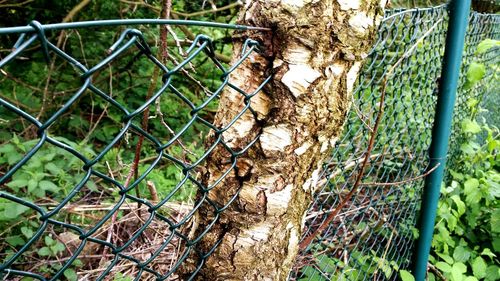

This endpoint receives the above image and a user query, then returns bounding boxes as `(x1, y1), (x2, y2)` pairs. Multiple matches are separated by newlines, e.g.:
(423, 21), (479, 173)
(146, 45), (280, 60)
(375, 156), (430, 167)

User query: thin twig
(298, 18), (443, 250)
(101, 0), (172, 262)
(360, 163), (440, 186)
(0, 0), (35, 8)
(428, 262), (448, 281)
(62, 0), (92, 23)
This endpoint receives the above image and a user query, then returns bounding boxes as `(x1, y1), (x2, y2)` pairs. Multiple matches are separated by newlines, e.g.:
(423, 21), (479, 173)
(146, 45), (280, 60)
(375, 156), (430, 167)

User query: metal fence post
(412, 0), (472, 280)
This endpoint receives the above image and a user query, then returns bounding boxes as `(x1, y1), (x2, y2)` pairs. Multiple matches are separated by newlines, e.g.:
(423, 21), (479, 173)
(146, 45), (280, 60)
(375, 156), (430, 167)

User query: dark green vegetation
(425, 40), (500, 281)
(0, 0), (241, 279)
(427, 107), (499, 281)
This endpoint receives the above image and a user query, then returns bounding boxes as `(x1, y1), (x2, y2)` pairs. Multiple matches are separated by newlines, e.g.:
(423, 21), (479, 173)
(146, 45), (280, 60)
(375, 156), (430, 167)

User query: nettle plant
(429, 111), (499, 281)
(427, 39), (500, 281)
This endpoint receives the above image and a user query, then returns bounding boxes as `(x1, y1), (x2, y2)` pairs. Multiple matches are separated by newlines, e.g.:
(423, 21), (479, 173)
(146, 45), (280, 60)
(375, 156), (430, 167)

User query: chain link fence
(0, 3), (498, 281)
(291, 5), (499, 281)
(0, 20), (269, 280)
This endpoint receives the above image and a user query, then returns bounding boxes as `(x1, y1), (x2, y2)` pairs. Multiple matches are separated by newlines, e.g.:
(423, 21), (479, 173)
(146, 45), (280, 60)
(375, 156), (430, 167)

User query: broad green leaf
(39, 180), (59, 192)
(400, 270), (415, 281)
(3, 203), (29, 219)
(7, 153), (23, 165)
(0, 143), (15, 154)
(27, 179), (38, 193)
(464, 277), (478, 281)
(6, 235), (25, 246)
(476, 39), (500, 54)
(463, 178), (482, 203)
(464, 178), (480, 191)
(471, 257), (487, 279)
(64, 269), (78, 281)
(73, 259), (83, 267)
(485, 265), (499, 281)
(50, 242), (65, 254)
(437, 253), (454, 264)
(449, 170), (464, 181)
(45, 236), (55, 246)
(465, 62), (486, 89)
(450, 195), (466, 217)
(21, 226), (34, 239)
(452, 262), (467, 281)
(37, 247), (51, 256)
(6, 179), (28, 191)
(493, 237), (500, 252)
(436, 261), (452, 273)
(45, 162), (63, 175)
(453, 246), (470, 262)
(461, 120), (481, 134)
(466, 98), (479, 109)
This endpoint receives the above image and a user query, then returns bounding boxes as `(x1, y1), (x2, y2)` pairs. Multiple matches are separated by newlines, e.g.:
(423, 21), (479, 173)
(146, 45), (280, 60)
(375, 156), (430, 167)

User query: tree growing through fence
(181, 0), (389, 280)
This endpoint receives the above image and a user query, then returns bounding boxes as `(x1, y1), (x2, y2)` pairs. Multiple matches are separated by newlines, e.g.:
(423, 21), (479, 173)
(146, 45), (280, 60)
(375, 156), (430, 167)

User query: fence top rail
(0, 19), (272, 35)
(383, 3), (448, 21)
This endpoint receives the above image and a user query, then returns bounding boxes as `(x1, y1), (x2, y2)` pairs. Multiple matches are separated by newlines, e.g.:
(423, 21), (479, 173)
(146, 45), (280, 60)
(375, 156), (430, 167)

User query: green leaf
(0, 143), (15, 154)
(6, 235), (25, 246)
(64, 269), (78, 281)
(491, 210), (500, 233)
(465, 62), (486, 89)
(21, 226), (34, 239)
(463, 178), (482, 203)
(436, 261), (452, 273)
(400, 270), (415, 281)
(27, 179), (38, 193)
(485, 265), (499, 281)
(452, 262), (467, 281)
(6, 179), (28, 189)
(480, 248), (496, 259)
(37, 247), (52, 256)
(39, 180), (59, 192)
(450, 195), (466, 217)
(453, 246), (471, 262)
(464, 178), (480, 191)
(493, 237), (500, 252)
(45, 162), (63, 175)
(449, 170), (464, 181)
(45, 236), (55, 246)
(3, 203), (29, 219)
(471, 257), (487, 279)
(476, 39), (500, 54)
(7, 152), (23, 165)
(86, 180), (98, 192)
(461, 120), (482, 134)
(437, 253), (454, 265)
(73, 259), (83, 267)
(50, 242), (65, 254)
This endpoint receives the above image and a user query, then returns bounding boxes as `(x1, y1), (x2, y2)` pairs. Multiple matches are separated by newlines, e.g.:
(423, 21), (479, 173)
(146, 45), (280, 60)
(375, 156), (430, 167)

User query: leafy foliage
(0, 0), (240, 279)
(426, 38), (500, 281)
(429, 114), (499, 281)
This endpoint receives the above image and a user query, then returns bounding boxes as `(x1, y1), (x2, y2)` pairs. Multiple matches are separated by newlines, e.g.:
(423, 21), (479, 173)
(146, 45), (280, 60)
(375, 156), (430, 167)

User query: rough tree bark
(183, 0), (387, 280)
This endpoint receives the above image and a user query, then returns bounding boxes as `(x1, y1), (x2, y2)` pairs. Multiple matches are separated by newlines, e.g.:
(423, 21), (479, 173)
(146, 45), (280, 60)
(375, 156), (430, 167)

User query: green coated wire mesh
(448, 11), (500, 168)
(0, 21), (269, 280)
(291, 5), (499, 281)
(0, 4), (498, 281)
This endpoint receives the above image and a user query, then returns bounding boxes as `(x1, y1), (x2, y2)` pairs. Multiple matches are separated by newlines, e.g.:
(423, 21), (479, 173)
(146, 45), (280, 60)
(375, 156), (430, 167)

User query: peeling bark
(182, 0), (387, 280)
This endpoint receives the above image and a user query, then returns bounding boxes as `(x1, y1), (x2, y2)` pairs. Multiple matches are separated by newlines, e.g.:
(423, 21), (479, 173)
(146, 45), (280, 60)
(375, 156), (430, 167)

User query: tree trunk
(183, 0), (387, 280)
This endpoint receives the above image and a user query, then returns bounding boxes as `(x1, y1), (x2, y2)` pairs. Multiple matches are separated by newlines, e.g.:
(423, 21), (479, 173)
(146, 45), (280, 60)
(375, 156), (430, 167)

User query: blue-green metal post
(412, 1), (471, 280)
